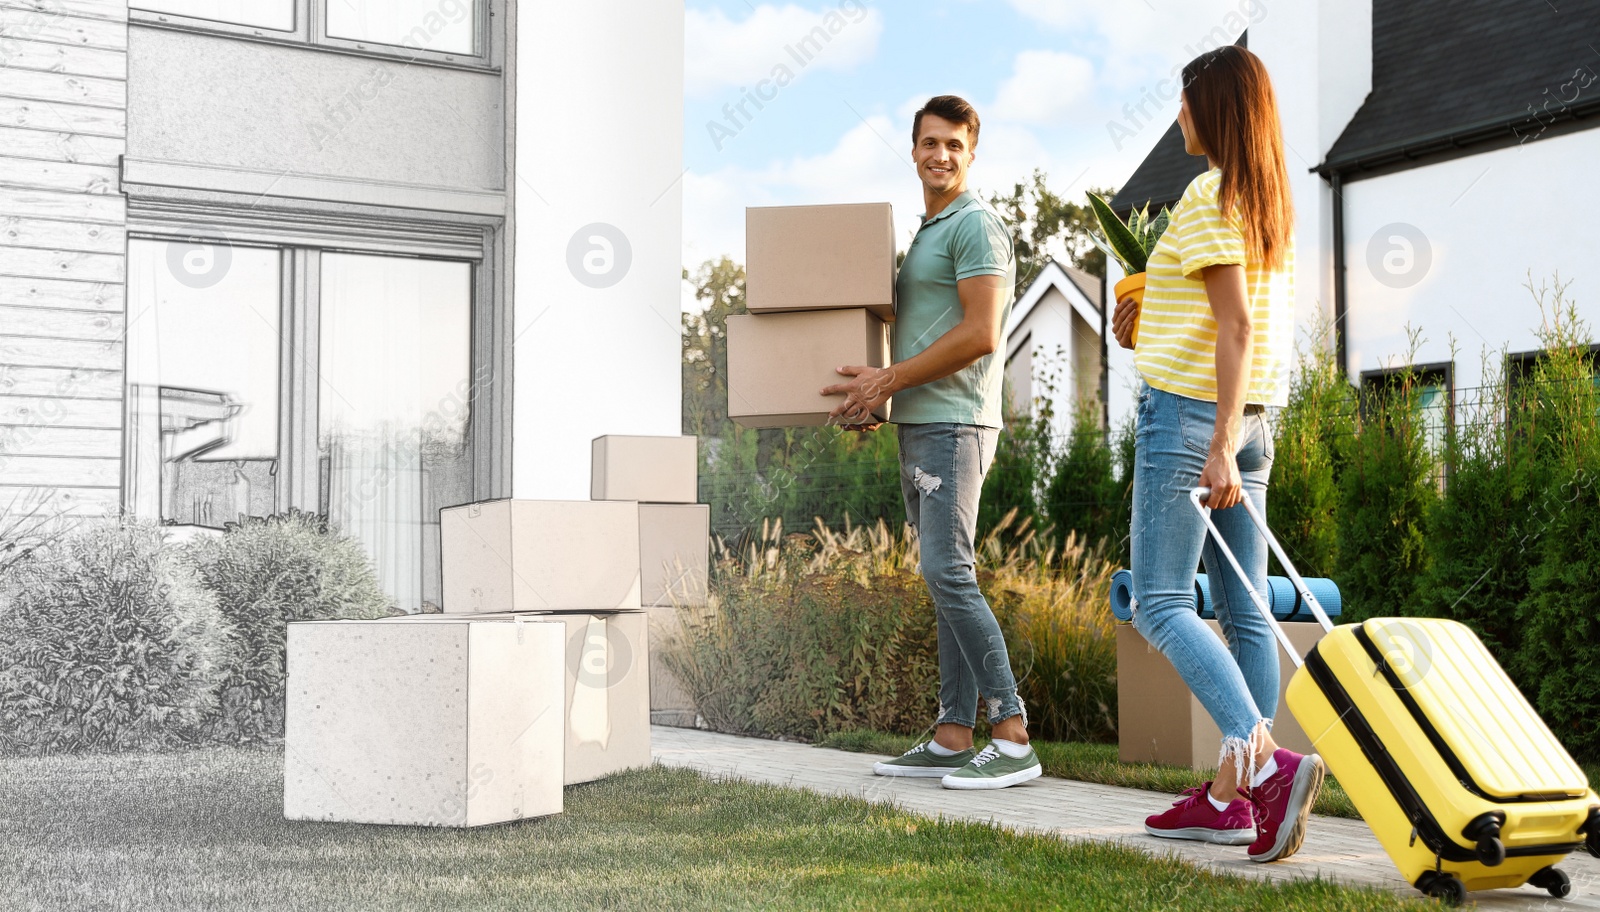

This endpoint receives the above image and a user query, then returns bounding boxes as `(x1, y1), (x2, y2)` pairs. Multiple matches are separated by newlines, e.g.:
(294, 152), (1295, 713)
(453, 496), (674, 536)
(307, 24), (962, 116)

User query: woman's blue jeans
(1130, 382), (1277, 771)
(897, 422), (1025, 729)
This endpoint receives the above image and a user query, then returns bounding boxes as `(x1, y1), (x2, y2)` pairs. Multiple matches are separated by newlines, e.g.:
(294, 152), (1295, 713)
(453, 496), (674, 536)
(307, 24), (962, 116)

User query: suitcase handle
(1189, 487), (1334, 668)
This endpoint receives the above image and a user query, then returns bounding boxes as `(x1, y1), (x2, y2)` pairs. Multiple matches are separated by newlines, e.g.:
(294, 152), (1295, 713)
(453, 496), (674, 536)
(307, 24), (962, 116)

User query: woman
(1113, 45), (1322, 862)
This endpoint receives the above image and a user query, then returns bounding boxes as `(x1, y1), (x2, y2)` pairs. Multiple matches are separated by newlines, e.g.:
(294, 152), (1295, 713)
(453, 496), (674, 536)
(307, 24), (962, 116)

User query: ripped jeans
(897, 421), (1025, 729)
(1129, 382), (1278, 779)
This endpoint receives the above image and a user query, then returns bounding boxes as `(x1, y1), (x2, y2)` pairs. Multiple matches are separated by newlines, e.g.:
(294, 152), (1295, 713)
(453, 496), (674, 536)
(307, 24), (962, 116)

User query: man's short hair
(912, 95), (980, 151)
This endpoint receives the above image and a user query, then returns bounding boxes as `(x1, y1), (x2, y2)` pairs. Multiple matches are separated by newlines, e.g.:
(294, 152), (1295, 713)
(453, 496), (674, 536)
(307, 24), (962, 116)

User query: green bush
(1511, 293), (1600, 759)
(1044, 397), (1118, 556)
(663, 520), (939, 740)
(1334, 358), (1439, 623)
(186, 511), (395, 742)
(1268, 337), (1353, 578)
(662, 517), (1119, 743)
(0, 520), (235, 754)
(980, 385), (1051, 543)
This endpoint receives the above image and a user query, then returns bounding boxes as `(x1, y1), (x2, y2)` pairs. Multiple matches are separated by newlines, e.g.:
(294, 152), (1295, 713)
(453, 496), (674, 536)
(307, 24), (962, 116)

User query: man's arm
(822, 272), (1007, 423)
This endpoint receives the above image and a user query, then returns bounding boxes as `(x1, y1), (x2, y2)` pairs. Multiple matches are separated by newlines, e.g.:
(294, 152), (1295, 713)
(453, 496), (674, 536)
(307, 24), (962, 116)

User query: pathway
(652, 726), (1600, 910)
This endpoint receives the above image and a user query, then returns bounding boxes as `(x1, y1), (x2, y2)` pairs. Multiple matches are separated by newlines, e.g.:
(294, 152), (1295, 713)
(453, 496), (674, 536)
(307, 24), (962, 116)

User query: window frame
(129, 0), (500, 72)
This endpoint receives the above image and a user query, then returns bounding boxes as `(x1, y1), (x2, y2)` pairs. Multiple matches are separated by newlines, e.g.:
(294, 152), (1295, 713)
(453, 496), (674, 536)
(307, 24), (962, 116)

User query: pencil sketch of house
(0, 0), (686, 612)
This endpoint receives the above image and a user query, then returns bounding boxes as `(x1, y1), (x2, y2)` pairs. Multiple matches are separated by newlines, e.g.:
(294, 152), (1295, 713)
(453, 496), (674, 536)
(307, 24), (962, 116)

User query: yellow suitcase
(1191, 489), (1600, 904)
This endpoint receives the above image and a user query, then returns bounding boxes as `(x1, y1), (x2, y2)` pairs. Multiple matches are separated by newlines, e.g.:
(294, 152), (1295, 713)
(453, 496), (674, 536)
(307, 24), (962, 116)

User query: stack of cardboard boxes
(284, 434), (710, 827)
(590, 434), (709, 727)
(727, 203), (897, 427)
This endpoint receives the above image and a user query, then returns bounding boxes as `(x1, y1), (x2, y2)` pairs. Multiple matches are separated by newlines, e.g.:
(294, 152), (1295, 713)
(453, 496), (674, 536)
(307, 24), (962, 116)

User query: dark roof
(1061, 262), (1103, 309)
(1108, 119), (1207, 219)
(1321, 0), (1600, 177)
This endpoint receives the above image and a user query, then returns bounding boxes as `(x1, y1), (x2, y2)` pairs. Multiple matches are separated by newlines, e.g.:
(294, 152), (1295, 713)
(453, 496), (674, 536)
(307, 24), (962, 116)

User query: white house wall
(509, 0), (685, 499)
(1006, 283), (1104, 445)
(1341, 129), (1600, 394)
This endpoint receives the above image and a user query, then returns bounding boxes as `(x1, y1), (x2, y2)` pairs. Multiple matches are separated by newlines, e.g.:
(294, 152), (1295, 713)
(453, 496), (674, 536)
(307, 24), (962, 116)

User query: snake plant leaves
(1088, 192), (1172, 276)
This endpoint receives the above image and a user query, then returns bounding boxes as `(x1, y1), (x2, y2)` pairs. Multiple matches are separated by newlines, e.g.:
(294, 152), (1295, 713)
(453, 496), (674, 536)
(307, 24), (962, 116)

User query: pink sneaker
(1143, 781), (1257, 845)
(1246, 748), (1326, 862)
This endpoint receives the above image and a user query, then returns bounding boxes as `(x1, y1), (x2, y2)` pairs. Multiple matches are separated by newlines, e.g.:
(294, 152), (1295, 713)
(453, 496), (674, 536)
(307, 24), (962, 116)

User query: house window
(125, 239), (283, 528)
(326, 0), (480, 56)
(318, 253), (474, 612)
(130, 0), (494, 69)
(1359, 361), (1453, 457)
(1505, 344), (1600, 407)
(131, 0), (295, 32)
(124, 230), (490, 614)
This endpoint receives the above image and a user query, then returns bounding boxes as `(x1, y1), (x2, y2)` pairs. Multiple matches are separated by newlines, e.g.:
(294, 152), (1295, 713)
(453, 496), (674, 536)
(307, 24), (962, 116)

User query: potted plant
(1088, 192), (1170, 347)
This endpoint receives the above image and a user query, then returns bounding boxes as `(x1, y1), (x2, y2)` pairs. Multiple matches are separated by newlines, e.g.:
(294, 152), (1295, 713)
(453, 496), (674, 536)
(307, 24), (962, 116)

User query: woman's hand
(1197, 440), (1243, 510)
(1112, 295), (1139, 350)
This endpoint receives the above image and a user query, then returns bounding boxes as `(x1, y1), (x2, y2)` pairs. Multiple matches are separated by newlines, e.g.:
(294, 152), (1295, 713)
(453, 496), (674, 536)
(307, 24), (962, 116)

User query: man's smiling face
(912, 113), (974, 198)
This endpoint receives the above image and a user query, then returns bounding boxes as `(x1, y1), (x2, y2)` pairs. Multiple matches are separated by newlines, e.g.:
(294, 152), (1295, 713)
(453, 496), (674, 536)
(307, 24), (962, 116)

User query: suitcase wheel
(1416, 872), (1466, 905)
(1462, 812), (1506, 867)
(1474, 835), (1505, 866)
(1529, 866), (1571, 899)
(1585, 807), (1600, 859)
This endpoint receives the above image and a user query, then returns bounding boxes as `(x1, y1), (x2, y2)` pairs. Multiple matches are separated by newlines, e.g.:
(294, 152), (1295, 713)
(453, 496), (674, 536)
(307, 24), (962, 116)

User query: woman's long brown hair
(1181, 46), (1294, 272)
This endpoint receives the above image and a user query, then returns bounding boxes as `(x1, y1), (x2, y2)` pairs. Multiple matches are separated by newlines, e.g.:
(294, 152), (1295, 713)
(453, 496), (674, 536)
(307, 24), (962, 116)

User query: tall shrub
(980, 378), (1052, 543)
(1512, 288), (1600, 758)
(1268, 337), (1353, 578)
(1335, 356), (1439, 622)
(187, 511), (395, 742)
(0, 521), (235, 754)
(1044, 396), (1118, 554)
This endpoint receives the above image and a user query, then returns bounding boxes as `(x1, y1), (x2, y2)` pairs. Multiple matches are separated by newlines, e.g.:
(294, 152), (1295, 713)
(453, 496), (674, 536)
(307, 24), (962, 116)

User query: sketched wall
(0, 2), (129, 520)
(126, 26), (503, 192)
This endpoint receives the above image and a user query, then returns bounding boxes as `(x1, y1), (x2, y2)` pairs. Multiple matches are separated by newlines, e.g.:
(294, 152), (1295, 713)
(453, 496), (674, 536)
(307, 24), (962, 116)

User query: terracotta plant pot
(1114, 272), (1147, 347)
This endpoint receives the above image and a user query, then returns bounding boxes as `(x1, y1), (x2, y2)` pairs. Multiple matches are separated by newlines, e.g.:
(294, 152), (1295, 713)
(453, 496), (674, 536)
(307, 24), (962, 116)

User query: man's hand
(1112, 294), (1139, 350)
(822, 364), (896, 430)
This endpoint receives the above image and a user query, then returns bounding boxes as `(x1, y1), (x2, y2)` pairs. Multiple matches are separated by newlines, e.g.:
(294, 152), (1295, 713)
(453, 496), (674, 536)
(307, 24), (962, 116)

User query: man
(823, 95), (1040, 790)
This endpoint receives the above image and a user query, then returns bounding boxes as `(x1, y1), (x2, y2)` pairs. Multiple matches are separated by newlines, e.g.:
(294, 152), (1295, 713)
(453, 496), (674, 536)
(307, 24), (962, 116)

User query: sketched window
(131, 0), (296, 34)
(319, 252), (473, 614)
(125, 238), (283, 529)
(325, 0), (481, 58)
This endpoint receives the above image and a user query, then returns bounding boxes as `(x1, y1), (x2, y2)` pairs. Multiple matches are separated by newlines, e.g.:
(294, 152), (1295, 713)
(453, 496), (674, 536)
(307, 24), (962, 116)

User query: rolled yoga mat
(1110, 570), (1341, 623)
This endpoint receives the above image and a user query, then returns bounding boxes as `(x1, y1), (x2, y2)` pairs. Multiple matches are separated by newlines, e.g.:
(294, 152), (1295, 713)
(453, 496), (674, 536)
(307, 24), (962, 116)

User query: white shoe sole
(1143, 823), (1256, 846)
(939, 763), (1042, 790)
(1250, 753), (1326, 863)
(872, 761), (962, 778)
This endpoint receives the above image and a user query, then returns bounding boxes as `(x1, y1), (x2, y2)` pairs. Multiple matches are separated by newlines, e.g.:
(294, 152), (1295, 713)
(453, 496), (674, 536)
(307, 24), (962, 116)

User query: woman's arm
(1198, 262), (1252, 510)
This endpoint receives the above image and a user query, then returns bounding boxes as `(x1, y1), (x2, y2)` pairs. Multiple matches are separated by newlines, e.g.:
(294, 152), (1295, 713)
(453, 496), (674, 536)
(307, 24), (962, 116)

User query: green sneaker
(940, 743), (1043, 790)
(872, 740), (976, 778)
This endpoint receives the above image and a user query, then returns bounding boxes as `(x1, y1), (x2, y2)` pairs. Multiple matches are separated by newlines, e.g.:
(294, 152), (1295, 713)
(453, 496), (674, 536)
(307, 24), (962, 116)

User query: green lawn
(0, 747), (1418, 912)
(816, 730), (1360, 819)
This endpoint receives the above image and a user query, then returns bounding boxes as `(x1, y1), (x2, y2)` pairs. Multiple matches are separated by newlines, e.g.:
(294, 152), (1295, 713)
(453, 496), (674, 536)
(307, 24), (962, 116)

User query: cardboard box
(746, 202), (895, 321)
(441, 500), (641, 614)
(284, 616), (565, 827)
(421, 610), (652, 785)
(591, 435), (699, 504)
(1117, 620), (1325, 769)
(647, 604), (698, 727)
(726, 310), (891, 428)
(639, 503), (709, 607)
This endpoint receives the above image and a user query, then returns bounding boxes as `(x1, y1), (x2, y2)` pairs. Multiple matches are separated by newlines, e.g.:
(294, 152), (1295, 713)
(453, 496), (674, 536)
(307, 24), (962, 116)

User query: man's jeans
(897, 422), (1025, 728)
(1129, 382), (1277, 772)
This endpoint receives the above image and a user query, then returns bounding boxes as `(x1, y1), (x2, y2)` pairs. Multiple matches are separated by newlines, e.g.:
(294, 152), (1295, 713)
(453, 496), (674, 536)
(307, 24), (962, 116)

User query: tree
(985, 169), (1116, 299)
(681, 256), (748, 441)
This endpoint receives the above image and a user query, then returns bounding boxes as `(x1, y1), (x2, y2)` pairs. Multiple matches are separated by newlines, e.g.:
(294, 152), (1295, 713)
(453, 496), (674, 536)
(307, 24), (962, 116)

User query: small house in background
(0, 1), (686, 612)
(1106, 0), (1600, 431)
(1001, 259), (1105, 443)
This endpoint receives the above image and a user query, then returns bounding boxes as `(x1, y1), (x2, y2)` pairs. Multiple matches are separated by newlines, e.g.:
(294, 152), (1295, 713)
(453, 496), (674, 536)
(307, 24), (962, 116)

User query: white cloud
(990, 50), (1096, 124)
(1006, 0), (1263, 72)
(684, 3), (884, 97)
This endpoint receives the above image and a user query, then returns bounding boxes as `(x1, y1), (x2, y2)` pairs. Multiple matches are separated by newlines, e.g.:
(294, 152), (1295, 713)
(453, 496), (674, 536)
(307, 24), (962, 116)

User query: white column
(509, 0), (686, 499)
(1253, 0), (1371, 349)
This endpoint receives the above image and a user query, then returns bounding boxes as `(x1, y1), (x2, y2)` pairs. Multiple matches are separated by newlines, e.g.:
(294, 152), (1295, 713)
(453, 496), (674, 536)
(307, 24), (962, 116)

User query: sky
(680, 0), (1265, 310)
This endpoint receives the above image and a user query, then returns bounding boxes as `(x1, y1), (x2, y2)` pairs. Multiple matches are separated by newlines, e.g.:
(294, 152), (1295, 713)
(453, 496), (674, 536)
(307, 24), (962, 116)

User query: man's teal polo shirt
(891, 190), (1017, 428)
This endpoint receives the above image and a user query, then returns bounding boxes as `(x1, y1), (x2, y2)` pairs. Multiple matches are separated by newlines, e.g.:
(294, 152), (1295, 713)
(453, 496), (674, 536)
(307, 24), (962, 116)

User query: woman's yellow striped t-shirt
(1134, 169), (1294, 407)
